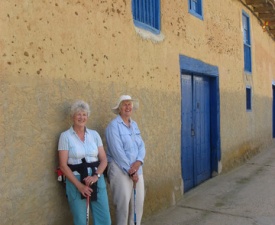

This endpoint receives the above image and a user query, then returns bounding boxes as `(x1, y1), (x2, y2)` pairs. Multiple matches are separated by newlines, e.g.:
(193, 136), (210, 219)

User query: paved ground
(142, 146), (275, 225)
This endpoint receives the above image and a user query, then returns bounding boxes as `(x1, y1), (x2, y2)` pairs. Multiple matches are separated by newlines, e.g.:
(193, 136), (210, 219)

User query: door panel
(193, 76), (211, 185)
(181, 74), (211, 192)
(181, 74), (194, 191)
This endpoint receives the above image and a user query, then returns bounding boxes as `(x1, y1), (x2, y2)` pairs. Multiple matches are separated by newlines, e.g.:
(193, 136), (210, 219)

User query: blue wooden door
(181, 74), (211, 192)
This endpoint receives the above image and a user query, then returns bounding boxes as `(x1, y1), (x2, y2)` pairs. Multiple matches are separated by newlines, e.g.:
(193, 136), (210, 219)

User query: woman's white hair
(70, 100), (90, 117)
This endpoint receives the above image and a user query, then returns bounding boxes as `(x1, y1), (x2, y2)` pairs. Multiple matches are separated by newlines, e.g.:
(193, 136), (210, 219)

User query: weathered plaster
(1, 0), (275, 224)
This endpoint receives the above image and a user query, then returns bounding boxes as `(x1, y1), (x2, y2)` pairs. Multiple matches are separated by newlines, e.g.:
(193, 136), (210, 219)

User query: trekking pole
(133, 182), (137, 225)
(86, 195), (90, 225)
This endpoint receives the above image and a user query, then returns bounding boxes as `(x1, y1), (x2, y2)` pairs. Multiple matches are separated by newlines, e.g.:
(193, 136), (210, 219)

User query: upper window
(246, 86), (252, 111)
(188, 0), (203, 20)
(132, 0), (161, 35)
(242, 11), (252, 73)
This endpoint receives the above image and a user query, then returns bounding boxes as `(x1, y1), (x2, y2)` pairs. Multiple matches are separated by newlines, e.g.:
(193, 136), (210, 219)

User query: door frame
(272, 83), (275, 138)
(179, 54), (220, 177)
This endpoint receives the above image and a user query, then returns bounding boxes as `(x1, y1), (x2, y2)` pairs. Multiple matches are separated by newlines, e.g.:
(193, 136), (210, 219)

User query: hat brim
(112, 99), (139, 114)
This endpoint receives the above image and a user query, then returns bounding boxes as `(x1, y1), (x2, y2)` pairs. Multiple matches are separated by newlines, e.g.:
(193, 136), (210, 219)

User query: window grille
(132, 0), (161, 34)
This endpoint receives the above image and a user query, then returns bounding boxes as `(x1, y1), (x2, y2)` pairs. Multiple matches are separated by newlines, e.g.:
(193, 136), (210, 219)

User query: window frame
(132, 0), (161, 35)
(188, 0), (203, 20)
(242, 11), (252, 73)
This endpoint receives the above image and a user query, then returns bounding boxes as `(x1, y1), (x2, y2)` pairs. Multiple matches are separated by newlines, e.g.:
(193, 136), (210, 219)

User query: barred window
(132, 0), (161, 34)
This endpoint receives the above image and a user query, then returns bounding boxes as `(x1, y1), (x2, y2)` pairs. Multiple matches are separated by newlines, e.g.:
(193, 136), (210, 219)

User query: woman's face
(73, 110), (88, 127)
(119, 100), (133, 117)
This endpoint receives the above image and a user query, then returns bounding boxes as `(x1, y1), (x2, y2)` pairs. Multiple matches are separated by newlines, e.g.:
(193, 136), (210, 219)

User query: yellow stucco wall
(1, 0), (274, 224)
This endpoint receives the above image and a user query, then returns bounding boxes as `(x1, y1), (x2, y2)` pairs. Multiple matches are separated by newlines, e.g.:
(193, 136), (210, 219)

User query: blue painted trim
(242, 10), (251, 45)
(179, 54), (220, 173)
(242, 10), (252, 73)
(188, 0), (204, 20)
(133, 20), (161, 35)
(272, 85), (275, 138)
(189, 10), (203, 20)
(210, 77), (221, 167)
(179, 55), (219, 77)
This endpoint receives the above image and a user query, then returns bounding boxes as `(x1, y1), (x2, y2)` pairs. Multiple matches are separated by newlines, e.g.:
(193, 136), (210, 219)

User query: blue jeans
(66, 174), (111, 225)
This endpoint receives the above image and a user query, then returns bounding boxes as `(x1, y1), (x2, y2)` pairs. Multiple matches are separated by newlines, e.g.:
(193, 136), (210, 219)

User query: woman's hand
(129, 161), (142, 175)
(131, 173), (139, 184)
(78, 183), (93, 197)
(83, 175), (99, 187)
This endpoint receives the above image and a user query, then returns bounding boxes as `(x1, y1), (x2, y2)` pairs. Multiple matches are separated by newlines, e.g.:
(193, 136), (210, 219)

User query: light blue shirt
(58, 126), (102, 165)
(105, 115), (146, 175)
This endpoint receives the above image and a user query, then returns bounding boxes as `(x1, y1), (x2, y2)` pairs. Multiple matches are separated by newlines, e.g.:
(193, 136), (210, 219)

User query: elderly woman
(58, 100), (111, 225)
(105, 95), (146, 225)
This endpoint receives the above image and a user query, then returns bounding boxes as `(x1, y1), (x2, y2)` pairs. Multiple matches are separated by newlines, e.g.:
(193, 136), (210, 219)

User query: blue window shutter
(189, 0), (203, 20)
(132, 0), (160, 34)
(244, 44), (252, 72)
(242, 11), (252, 73)
(246, 87), (252, 110)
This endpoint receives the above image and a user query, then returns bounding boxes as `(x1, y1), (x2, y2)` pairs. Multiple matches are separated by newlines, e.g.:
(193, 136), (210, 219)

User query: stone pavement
(142, 146), (275, 225)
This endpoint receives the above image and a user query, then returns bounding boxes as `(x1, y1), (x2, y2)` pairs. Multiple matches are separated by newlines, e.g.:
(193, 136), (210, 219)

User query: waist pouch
(68, 158), (100, 201)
